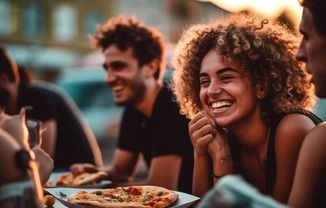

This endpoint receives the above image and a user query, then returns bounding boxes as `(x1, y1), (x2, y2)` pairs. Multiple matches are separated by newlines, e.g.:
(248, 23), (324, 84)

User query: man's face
(296, 8), (326, 97)
(102, 45), (147, 106)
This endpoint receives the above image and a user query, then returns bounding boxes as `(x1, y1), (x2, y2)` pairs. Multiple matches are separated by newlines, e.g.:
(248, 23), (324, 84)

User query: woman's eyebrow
(199, 67), (239, 77)
(216, 67), (239, 75)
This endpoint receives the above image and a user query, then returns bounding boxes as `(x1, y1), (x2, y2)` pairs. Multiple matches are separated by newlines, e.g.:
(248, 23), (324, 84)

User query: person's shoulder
(307, 122), (326, 139)
(300, 122), (326, 152)
(24, 81), (58, 96)
(277, 113), (316, 130)
(274, 113), (318, 144)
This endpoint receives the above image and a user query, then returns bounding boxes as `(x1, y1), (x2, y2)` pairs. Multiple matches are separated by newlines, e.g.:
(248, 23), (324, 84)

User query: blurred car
(55, 66), (124, 141)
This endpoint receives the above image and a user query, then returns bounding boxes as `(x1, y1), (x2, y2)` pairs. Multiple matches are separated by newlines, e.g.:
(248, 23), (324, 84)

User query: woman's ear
(255, 84), (267, 99)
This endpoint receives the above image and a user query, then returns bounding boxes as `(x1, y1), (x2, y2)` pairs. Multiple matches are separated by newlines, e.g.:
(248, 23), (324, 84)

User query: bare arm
(273, 114), (317, 203)
(189, 111), (214, 196)
(189, 111), (233, 197)
(106, 151), (183, 190)
(40, 119), (57, 158)
(288, 123), (326, 208)
(71, 148), (140, 182)
(32, 145), (53, 185)
(126, 155), (182, 190)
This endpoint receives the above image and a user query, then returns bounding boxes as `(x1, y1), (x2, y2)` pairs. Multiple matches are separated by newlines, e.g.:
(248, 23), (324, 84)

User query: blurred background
(1, 0), (325, 165)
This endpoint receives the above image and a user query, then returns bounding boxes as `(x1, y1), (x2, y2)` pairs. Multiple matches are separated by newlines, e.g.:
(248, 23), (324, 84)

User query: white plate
(45, 187), (200, 208)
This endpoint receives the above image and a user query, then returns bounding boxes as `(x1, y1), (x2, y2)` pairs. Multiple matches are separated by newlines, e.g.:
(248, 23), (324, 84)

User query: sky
(199, 0), (303, 29)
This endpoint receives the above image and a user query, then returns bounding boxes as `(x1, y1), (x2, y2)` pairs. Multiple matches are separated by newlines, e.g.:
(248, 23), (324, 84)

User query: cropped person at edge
(170, 12), (322, 203)
(288, 0), (326, 207)
(70, 16), (194, 194)
(0, 46), (102, 171)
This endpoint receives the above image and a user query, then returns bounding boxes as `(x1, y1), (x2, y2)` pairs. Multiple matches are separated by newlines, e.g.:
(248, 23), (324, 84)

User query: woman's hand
(207, 127), (230, 160)
(206, 128), (233, 180)
(189, 111), (218, 155)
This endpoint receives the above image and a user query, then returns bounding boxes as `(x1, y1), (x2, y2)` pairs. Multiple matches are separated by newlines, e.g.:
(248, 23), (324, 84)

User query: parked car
(55, 66), (124, 141)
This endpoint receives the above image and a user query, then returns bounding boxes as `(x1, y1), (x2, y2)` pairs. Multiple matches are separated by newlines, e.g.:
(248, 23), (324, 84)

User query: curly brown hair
(171, 13), (316, 122)
(89, 15), (166, 82)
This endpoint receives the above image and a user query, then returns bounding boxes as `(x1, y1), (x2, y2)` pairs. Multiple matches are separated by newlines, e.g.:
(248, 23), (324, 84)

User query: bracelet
(212, 173), (225, 179)
(220, 155), (232, 163)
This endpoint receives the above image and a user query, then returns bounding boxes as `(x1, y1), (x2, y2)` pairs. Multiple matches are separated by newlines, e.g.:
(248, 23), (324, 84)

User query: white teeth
(212, 101), (232, 109)
(111, 85), (124, 91)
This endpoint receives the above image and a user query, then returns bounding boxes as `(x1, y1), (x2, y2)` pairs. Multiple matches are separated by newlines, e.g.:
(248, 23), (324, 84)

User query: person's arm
(273, 114), (317, 203)
(70, 148), (141, 183)
(190, 110), (234, 197)
(288, 123), (326, 208)
(102, 154), (183, 190)
(192, 151), (213, 197)
(32, 145), (53, 185)
(102, 149), (141, 182)
(0, 129), (26, 184)
(40, 119), (57, 158)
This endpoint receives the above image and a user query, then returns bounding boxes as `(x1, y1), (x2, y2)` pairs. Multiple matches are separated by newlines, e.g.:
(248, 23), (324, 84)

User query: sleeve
(117, 108), (144, 152)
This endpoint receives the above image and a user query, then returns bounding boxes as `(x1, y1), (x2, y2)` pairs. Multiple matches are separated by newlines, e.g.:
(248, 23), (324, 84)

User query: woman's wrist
(212, 155), (233, 179)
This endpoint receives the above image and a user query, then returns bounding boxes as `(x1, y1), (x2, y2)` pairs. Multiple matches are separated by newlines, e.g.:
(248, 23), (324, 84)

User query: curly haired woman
(170, 13), (322, 203)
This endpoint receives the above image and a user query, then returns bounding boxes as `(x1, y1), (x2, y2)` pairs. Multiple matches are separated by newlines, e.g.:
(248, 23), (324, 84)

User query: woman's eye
(200, 79), (210, 86)
(221, 75), (233, 81)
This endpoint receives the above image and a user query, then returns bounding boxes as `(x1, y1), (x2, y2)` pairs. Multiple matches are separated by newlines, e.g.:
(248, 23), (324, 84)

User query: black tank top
(229, 109), (322, 195)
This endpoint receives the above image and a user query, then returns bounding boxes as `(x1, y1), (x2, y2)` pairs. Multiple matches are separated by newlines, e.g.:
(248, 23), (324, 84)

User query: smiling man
(70, 16), (194, 194)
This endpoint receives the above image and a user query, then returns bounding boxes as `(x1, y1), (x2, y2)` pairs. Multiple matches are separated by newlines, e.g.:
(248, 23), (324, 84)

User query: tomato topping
(127, 187), (142, 195)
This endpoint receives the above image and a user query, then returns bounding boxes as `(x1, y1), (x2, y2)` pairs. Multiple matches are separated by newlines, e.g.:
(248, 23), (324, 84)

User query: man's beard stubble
(115, 81), (147, 108)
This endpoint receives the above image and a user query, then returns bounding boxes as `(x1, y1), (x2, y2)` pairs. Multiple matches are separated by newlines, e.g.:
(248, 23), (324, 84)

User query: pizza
(46, 171), (108, 187)
(68, 185), (179, 208)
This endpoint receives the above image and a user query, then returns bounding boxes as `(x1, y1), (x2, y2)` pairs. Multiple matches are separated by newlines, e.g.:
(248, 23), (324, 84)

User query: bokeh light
(199, 0), (303, 29)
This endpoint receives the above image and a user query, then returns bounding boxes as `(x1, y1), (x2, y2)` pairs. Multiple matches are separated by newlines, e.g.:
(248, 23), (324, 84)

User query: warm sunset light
(199, 0), (303, 29)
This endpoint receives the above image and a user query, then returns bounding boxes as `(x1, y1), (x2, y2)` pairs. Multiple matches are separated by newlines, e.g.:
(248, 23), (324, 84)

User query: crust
(68, 186), (179, 208)
(77, 171), (108, 185)
(55, 171), (108, 186)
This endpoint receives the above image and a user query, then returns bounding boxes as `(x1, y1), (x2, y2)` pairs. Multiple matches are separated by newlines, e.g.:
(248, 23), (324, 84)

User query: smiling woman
(170, 12), (322, 203)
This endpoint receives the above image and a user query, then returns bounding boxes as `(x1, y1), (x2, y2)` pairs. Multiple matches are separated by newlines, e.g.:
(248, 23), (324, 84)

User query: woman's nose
(207, 82), (222, 97)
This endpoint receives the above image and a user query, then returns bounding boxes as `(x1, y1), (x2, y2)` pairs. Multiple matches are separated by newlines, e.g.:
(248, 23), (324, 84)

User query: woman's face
(199, 49), (264, 129)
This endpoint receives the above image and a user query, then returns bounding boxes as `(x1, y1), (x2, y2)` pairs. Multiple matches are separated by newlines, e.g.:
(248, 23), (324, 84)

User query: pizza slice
(47, 171), (108, 187)
(68, 185), (179, 208)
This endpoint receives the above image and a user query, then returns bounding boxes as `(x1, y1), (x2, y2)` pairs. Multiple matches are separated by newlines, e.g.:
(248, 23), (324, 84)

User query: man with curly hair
(170, 12), (321, 202)
(70, 16), (194, 193)
(288, 0), (326, 207)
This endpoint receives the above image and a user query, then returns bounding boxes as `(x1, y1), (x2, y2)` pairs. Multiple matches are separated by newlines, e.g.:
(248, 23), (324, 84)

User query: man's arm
(144, 155), (182, 190)
(102, 149), (141, 182)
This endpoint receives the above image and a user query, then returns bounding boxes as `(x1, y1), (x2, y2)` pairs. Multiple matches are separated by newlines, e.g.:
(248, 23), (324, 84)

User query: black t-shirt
(18, 82), (97, 170)
(118, 85), (194, 193)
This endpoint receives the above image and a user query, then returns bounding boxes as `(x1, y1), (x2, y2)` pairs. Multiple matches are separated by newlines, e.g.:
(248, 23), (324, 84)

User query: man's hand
(70, 163), (100, 175)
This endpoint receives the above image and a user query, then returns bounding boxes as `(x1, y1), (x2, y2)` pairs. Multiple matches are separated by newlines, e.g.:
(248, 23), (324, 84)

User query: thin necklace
(241, 127), (270, 168)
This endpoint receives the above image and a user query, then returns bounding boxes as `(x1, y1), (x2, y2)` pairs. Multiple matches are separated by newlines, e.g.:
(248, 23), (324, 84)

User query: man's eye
(111, 62), (126, 69)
